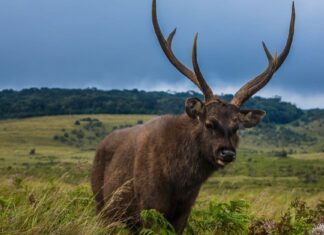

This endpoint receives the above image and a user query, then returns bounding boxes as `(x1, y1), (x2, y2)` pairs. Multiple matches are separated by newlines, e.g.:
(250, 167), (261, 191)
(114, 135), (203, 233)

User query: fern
(187, 199), (250, 235)
(140, 209), (176, 235)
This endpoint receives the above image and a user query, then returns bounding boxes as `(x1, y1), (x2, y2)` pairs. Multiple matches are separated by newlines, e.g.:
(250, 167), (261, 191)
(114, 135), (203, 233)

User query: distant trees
(0, 88), (314, 124)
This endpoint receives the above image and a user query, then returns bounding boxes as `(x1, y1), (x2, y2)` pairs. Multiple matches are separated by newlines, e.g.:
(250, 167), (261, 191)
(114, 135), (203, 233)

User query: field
(0, 114), (323, 234)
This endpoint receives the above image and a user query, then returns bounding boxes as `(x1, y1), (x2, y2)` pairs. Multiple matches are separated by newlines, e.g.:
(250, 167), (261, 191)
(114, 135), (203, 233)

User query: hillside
(0, 114), (323, 234)
(240, 112), (324, 153)
(0, 114), (323, 188)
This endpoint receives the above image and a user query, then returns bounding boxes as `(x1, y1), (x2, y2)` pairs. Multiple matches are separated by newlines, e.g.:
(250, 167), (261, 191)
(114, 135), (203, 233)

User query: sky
(0, 0), (323, 109)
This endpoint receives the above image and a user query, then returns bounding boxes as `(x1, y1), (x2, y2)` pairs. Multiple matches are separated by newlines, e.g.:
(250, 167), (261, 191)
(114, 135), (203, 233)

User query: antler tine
(277, 1), (295, 68)
(192, 33), (214, 100)
(166, 28), (177, 46)
(262, 41), (274, 63)
(152, 0), (215, 100)
(152, 0), (200, 90)
(231, 2), (295, 107)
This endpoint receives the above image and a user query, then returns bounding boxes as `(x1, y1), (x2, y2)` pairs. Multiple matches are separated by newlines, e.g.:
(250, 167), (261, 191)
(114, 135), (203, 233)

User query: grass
(0, 178), (106, 235)
(0, 114), (154, 167)
(0, 114), (323, 234)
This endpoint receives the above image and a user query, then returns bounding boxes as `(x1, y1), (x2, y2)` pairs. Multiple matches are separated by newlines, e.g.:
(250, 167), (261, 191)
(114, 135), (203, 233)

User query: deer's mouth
(216, 159), (226, 167)
(215, 149), (236, 167)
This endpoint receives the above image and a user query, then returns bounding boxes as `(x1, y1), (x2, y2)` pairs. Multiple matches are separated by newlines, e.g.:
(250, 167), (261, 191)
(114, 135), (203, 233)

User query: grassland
(0, 114), (323, 234)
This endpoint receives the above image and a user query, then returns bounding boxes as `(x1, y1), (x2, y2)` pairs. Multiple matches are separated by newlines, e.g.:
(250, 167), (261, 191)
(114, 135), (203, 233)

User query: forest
(0, 88), (317, 124)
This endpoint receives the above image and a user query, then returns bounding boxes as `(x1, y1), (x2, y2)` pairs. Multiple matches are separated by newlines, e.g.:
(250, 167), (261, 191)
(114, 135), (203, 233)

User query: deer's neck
(168, 114), (215, 188)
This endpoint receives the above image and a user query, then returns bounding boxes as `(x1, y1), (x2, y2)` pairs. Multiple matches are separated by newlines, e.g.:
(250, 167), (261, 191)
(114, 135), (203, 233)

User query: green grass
(0, 114), (323, 234)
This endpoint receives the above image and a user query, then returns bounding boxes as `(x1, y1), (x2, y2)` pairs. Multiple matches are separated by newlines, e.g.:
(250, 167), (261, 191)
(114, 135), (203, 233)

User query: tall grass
(1, 177), (323, 235)
(0, 178), (107, 234)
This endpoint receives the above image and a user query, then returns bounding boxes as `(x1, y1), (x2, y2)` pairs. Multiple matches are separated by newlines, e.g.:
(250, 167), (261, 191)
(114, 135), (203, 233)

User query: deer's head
(152, 0), (295, 167)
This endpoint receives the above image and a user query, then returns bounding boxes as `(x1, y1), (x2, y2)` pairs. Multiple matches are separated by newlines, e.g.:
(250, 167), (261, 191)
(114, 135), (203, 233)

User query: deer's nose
(219, 149), (236, 162)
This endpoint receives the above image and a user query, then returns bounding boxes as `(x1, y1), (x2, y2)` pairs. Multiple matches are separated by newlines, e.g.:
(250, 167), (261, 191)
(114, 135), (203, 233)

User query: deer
(91, 0), (295, 234)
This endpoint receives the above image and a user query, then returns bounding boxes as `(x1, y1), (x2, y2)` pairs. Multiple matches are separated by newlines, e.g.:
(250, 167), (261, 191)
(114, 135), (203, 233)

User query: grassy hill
(0, 114), (323, 234)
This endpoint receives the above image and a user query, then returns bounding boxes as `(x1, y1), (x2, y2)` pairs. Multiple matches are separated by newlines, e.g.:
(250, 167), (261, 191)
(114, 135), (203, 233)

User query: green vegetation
(0, 88), (307, 125)
(0, 114), (323, 234)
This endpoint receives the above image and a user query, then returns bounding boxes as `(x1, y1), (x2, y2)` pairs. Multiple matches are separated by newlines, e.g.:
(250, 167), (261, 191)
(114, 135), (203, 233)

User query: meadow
(0, 114), (323, 234)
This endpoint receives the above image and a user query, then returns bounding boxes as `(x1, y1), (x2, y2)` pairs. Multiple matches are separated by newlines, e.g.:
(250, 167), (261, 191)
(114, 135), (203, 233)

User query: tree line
(0, 88), (314, 124)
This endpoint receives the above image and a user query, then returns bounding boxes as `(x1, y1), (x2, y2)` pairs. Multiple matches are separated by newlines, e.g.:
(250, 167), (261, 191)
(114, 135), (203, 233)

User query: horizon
(0, 86), (321, 111)
(0, 0), (323, 109)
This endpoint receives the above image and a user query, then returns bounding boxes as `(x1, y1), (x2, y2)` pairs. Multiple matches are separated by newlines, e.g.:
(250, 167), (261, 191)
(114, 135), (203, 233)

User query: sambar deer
(91, 0), (295, 233)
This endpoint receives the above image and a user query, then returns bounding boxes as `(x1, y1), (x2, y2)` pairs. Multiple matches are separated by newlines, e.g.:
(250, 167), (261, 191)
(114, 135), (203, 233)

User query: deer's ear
(185, 97), (205, 119)
(239, 109), (266, 128)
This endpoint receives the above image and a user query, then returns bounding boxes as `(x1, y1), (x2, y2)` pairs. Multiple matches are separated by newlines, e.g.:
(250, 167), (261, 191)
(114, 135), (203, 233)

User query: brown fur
(91, 101), (260, 234)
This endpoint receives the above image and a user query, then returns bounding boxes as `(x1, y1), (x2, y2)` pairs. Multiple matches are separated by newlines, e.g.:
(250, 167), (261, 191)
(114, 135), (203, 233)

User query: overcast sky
(0, 0), (323, 108)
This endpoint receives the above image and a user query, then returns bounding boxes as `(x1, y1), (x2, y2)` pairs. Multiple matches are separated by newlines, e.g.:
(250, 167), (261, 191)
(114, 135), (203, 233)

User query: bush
(273, 150), (288, 158)
(249, 198), (324, 235)
(187, 199), (250, 235)
(140, 209), (176, 235)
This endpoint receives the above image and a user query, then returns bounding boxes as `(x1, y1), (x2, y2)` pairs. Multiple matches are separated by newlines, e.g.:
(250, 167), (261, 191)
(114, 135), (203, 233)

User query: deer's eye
(205, 120), (214, 129)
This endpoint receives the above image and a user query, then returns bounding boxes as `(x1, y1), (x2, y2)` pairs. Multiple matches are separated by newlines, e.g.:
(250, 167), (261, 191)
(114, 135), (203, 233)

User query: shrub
(187, 199), (250, 235)
(140, 209), (176, 235)
(273, 150), (288, 158)
(249, 198), (324, 235)
(312, 224), (324, 235)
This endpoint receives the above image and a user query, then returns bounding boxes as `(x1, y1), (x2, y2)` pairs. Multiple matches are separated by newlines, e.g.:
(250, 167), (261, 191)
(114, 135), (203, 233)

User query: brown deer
(91, 0), (295, 233)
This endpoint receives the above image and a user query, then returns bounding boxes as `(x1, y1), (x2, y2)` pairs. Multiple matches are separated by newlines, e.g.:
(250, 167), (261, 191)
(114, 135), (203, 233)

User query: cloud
(258, 88), (324, 109)
(127, 80), (324, 109)
(0, 0), (322, 109)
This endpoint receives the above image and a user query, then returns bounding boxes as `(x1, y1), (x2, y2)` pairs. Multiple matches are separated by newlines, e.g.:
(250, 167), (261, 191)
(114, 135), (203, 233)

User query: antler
(152, 0), (214, 101)
(231, 2), (295, 107)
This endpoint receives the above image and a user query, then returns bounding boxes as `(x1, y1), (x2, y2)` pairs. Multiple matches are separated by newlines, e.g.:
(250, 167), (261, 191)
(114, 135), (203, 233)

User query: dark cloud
(0, 0), (323, 108)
